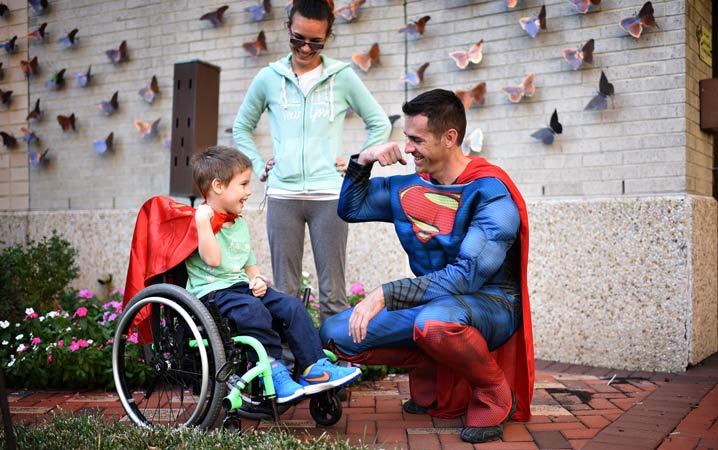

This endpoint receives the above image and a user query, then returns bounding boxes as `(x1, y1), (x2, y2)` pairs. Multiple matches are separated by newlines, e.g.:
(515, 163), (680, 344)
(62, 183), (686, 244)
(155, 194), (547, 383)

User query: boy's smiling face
(207, 168), (252, 215)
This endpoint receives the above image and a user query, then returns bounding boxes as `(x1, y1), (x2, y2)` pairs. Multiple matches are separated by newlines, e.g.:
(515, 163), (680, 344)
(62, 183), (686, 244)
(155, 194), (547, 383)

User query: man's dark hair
(402, 89), (466, 144)
(287, 0), (335, 38)
(191, 146), (252, 197)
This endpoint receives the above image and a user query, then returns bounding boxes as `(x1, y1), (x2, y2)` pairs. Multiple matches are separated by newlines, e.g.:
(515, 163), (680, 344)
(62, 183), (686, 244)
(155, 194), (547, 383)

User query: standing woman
(233, 0), (391, 323)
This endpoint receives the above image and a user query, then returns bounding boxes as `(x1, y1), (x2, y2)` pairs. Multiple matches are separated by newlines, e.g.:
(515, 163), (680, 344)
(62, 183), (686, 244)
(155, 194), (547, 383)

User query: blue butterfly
(531, 109), (562, 145)
(29, 148), (50, 167)
(1, 35), (18, 54)
(97, 91), (119, 116)
(93, 132), (114, 154)
(399, 16), (430, 38)
(400, 62), (429, 87)
(138, 76), (159, 104)
(519, 5), (546, 38)
(28, 0), (49, 14)
(245, 0), (270, 21)
(45, 69), (65, 90)
(106, 40), (128, 64)
(21, 126), (38, 144)
(57, 28), (78, 48)
(75, 65), (91, 87)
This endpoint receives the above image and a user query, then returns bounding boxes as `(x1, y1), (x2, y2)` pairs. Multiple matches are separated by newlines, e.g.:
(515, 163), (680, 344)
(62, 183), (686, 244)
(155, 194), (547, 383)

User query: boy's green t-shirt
(185, 218), (256, 299)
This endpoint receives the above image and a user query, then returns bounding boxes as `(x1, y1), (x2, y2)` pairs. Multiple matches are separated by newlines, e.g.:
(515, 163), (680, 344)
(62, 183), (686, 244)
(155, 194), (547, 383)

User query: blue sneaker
(270, 361), (305, 403)
(299, 358), (362, 395)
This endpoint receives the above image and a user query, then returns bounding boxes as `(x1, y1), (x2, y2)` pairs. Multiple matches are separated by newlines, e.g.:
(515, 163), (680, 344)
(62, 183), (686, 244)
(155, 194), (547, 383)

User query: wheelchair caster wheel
(222, 415), (242, 433)
(309, 391), (342, 426)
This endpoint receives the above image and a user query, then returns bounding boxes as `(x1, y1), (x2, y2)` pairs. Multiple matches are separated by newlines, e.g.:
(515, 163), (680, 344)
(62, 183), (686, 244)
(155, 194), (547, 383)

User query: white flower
(0, 320), (9, 329)
(87, 339), (94, 344)
(47, 311), (59, 318)
(15, 334), (24, 340)
(65, 327), (71, 332)
(302, 271), (310, 278)
(7, 355), (16, 368)
(15, 323), (20, 327)
(1, 340), (8, 346)
(16, 344), (26, 353)
(39, 316), (45, 322)
(25, 307), (35, 316)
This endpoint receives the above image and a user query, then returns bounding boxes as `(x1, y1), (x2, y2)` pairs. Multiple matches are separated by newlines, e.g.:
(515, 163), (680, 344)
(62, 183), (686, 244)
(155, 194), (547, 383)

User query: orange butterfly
(352, 43), (380, 72)
(242, 31), (267, 58)
(500, 73), (535, 103)
(455, 82), (487, 110)
(134, 118), (161, 139)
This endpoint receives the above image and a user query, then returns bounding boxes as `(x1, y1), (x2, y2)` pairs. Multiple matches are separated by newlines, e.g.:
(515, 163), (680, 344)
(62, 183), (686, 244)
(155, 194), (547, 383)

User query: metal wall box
(699, 78), (718, 133)
(170, 59), (221, 198)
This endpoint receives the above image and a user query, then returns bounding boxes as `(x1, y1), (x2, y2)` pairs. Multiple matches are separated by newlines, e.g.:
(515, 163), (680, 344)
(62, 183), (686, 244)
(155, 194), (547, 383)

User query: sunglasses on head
(289, 34), (325, 51)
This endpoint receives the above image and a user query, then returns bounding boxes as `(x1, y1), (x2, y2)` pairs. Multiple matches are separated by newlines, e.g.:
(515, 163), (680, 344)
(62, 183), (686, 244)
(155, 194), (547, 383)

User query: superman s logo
(399, 185), (461, 243)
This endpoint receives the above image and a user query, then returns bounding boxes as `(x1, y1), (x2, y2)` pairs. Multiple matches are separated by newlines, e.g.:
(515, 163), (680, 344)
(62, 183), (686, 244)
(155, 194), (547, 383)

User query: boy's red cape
(334, 156), (534, 422)
(122, 196), (236, 342)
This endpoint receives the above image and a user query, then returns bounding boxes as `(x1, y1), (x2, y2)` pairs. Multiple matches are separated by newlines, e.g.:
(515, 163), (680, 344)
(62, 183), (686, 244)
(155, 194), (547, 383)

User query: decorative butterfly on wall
(57, 113), (76, 132)
(500, 73), (535, 103)
(27, 22), (48, 41)
(26, 98), (42, 122)
(1, 35), (17, 54)
(106, 40), (128, 64)
(20, 56), (39, 78)
(520, 5), (546, 38)
(562, 38), (594, 70)
(0, 4), (9, 17)
(507, 0), (518, 9)
(28, 0), (49, 15)
(46, 68), (65, 90)
(20, 126), (38, 144)
(462, 128), (484, 155)
(334, 0), (365, 21)
(29, 148), (50, 167)
(242, 31), (267, 59)
(568, 0), (600, 14)
(93, 132), (114, 154)
(399, 15), (430, 38)
(619, 1), (657, 38)
(0, 88), (12, 105)
(57, 28), (78, 48)
(352, 43), (380, 72)
(0, 131), (17, 148)
(400, 62), (429, 87)
(531, 109), (562, 144)
(246, 0), (271, 21)
(134, 118), (161, 139)
(200, 5), (229, 26)
(388, 114), (400, 128)
(98, 91), (119, 116)
(139, 75), (159, 103)
(585, 71), (614, 110)
(449, 40), (483, 69)
(75, 65), (91, 87)
(455, 82), (487, 110)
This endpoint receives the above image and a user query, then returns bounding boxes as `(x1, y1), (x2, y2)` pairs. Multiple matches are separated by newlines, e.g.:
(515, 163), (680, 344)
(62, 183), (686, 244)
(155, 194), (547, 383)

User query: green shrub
(0, 411), (366, 450)
(0, 231), (79, 322)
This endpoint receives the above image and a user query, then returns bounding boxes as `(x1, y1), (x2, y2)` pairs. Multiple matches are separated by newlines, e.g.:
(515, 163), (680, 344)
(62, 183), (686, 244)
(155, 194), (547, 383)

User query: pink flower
(102, 301), (123, 311)
(47, 355), (53, 362)
(31, 337), (41, 345)
(78, 290), (94, 299)
(351, 282), (365, 296)
(70, 341), (80, 352)
(128, 332), (138, 344)
(17, 344), (28, 353)
(73, 307), (88, 318)
(57, 339), (64, 347)
(77, 339), (89, 348)
(106, 338), (114, 345)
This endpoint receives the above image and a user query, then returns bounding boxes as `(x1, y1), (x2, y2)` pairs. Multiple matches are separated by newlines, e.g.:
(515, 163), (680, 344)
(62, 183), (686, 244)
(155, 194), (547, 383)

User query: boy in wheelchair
(186, 145), (361, 404)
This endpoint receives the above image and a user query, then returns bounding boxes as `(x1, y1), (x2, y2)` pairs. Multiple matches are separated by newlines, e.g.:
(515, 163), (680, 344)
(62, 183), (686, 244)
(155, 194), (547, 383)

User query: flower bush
(0, 289), (150, 390)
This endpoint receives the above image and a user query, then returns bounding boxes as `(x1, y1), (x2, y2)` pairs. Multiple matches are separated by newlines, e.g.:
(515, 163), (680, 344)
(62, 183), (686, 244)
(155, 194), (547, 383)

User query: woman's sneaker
(299, 357), (362, 395)
(270, 360), (305, 403)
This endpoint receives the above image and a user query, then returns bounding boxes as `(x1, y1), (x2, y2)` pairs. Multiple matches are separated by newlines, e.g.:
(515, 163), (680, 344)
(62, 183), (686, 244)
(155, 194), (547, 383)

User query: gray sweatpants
(266, 196), (349, 324)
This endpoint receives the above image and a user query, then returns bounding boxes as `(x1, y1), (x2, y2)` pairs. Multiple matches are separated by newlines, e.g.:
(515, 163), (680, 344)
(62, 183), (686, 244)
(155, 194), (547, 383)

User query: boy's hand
(250, 276), (267, 297)
(195, 203), (214, 223)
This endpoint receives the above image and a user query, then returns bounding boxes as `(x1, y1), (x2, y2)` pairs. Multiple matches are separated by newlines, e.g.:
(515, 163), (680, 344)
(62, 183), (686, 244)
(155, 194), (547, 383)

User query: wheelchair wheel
(309, 390), (342, 426)
(112, 284), (226, 429)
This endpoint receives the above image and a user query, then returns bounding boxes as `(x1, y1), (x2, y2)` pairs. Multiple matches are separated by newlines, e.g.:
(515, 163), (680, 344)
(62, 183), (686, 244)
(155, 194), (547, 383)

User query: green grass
(1, 411), (365, 450)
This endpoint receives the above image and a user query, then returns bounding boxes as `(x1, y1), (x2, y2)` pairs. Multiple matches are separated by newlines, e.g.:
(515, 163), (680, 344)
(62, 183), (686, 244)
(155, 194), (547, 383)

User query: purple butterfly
(75, 65), (91, 87)
(97, 91), (119, 116)
(57, 28), (78, 48)
(399, 16), (430, 38)
(138, 75), (159, 103)
(28, 0), (48, 14)
(519, 5), (546, 38)
(20, 126), (38, 143)
(106, 40), (128, 64)
(246, 0), (270, 21)
(200, 5), (229, 26)
(531, 109), (562, 144)
(28, 148), (50, 167)
(584, 71), (614, 111)
(1, 35), (17, 54)
(400, 62), (429, 87)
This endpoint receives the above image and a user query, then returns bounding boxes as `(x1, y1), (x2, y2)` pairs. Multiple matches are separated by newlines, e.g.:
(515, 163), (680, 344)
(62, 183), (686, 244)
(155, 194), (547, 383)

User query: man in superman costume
(319, 89), (534, 443)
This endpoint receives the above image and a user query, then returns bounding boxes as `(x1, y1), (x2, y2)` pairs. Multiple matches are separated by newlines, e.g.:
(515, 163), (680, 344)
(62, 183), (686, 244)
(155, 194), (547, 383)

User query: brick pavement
(6, 354), (718, 449)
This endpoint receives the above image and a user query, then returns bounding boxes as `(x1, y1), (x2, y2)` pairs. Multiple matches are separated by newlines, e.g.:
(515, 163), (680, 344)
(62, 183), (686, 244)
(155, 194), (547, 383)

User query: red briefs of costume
(334, 157), (534, 423)
(122, 196), (236, 343)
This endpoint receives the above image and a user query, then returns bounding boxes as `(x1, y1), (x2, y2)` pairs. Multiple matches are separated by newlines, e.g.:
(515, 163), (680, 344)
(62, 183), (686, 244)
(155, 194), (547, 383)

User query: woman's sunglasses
(289, 34), (325, 51)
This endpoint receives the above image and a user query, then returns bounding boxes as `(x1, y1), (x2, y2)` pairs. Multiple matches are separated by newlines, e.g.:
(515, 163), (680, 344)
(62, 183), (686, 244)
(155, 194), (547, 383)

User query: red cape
(122, 196), (199, 342)
(417, 156), (534, 422)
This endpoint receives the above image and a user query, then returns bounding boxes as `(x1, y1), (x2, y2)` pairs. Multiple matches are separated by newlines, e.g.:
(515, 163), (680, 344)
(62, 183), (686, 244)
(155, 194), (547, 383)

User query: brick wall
(0, 0), (29, 210)
(0, 0), (712, 211)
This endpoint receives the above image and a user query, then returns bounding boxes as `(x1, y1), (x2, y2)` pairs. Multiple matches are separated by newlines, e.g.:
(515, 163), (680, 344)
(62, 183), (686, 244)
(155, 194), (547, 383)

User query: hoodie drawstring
(281, 76), (288, 109)
(328, 74), (335, 123)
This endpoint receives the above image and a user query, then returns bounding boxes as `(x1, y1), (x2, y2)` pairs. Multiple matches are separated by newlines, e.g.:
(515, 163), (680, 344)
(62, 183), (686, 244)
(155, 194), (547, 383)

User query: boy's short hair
(191, 146), (253, 196)
(402, 89), (467, 144)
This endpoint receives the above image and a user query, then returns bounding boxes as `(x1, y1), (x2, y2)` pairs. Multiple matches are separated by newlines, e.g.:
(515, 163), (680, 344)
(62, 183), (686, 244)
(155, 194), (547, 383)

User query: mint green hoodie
(233, 53), (391, 191)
